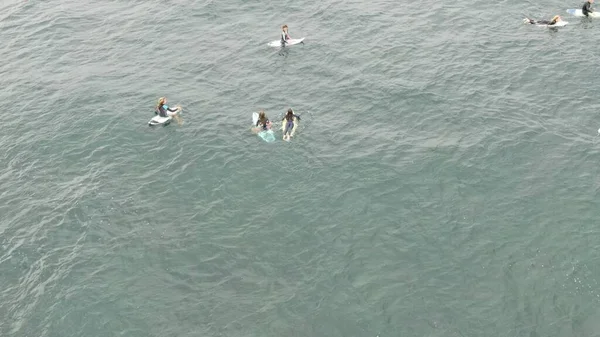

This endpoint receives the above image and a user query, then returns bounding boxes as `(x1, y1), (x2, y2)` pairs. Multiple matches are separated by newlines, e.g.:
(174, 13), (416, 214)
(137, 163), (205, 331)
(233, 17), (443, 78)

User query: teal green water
(2, 0), (600, 336)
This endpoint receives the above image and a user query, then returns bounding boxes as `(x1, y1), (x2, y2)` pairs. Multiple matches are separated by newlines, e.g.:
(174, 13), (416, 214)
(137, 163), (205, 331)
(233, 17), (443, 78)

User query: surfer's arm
(294, 114), (301, 120)
(167, 107), (179, 112)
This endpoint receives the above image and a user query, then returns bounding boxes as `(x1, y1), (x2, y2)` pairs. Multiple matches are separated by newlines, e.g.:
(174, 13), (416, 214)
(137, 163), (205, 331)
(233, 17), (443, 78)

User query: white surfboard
(149, 115), (171, 126)
(268, 37), (305, 47)
(149, 107), (180, 126)
(566, 9), (600, 17)
(252, 112), (259, 126)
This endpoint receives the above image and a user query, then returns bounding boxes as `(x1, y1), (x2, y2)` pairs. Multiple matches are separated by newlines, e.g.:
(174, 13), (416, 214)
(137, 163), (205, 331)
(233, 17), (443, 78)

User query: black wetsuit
(281, 31), (290, 45)
(256, 119), (270, 130)
(156, 104), (178, 117)
(583, 1), (594, 16)
(528, 18), (556, 25)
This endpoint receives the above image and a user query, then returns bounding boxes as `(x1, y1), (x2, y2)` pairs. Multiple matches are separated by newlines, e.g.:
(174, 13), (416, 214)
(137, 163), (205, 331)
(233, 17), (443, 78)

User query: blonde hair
(282, 24), (288, 29)
(157, 97), (166, 107)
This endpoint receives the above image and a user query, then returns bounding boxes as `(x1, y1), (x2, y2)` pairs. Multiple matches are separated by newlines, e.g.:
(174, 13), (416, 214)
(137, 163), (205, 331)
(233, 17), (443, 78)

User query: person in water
(525, 15), (562, 25)
(156, 97), (182, 124)
(281, 24), (291, 45)
(255, 110), (271, 131)
(281, 108), (301, 141)
(583, 0), (595, 17)
(156, 97), (179, 117)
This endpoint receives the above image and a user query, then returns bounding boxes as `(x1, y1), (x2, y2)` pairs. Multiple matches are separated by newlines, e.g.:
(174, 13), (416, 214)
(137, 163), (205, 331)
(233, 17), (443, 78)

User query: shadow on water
(580, 16), (594, 29)
(278, 47), (289, 57)
(277, 41), (305, 57)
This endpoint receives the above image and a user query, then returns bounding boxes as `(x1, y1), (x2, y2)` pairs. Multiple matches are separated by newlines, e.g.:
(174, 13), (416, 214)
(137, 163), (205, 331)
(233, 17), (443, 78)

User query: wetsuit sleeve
(167, 107), (178, 112)
(294, 114), (301, 120)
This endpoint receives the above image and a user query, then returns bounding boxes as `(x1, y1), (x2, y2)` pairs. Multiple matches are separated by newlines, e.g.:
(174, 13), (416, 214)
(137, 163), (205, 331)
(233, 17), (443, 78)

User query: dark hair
(284, 109), (294, 121)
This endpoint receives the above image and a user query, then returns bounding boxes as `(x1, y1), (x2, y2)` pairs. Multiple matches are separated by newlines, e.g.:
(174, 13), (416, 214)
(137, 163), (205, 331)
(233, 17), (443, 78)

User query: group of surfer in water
(250, 24), (301, 141)
(524, 0), (594, 26)
(253, 109), (301, 141)
(154, 97), (301, 140)
(152, 25), (300, 137)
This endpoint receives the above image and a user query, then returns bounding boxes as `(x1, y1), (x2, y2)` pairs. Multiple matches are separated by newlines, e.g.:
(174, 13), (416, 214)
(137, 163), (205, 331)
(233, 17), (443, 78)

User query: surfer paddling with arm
(524, 15), (563, 25)
(281, 108), (300, 141)
(583, 0), (595, 17)
(280, 25), (291, 46)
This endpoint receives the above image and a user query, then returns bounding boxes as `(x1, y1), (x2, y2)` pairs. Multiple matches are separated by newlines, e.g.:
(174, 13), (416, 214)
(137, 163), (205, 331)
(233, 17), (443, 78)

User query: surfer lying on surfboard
(282, 108), (300, 141)
(583, 0), (595, 16)
(281, 25), (291, 45)
(524, 15), (563, 25)
(254, 110), (272, 132)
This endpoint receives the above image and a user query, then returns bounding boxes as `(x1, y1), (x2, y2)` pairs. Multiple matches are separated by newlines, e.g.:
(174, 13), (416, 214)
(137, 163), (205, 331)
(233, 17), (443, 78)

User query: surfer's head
(285, 108), (294, 120)
(258, 110), (267, 121)
(282, 24), (288, 31)
(157, 97), (166, 107)
(552, 15), (560, 22)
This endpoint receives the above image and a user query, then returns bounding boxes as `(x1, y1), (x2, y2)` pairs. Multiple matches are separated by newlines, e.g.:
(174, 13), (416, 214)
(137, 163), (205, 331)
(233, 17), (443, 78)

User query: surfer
(156, 97), (179, 117)
(255, 110), (272, 131)
(281, 25), (291, 45)
(155, 97), (182, 124)
(281, 108), (300, 141)
(583, 0), (595, 16)
(524, 15), (562, 25)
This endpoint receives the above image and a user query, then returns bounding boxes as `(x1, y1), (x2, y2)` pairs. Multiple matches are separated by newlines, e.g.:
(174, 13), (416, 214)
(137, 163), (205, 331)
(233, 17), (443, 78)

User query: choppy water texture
(2, 0), (600, 336)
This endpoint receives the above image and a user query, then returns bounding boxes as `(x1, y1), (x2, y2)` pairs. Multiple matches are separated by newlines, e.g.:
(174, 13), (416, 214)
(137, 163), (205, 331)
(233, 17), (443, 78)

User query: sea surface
(2, 0), (600, 336)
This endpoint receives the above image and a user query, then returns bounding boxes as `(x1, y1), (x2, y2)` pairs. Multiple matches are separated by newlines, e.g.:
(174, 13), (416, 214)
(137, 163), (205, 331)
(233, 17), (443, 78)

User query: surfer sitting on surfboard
(281, 25), (291, 45)
(256, 111), (272, 131)
(155, 97), (182, 125)
(282, 108), (300, 141)
(524, 15), (562, 25)
(156, 97), (179, 117)
(583, 0), (595, 17)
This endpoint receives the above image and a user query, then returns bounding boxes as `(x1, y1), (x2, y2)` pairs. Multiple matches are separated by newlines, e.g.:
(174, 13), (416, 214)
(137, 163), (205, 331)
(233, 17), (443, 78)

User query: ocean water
(2, 0), (600, 336)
